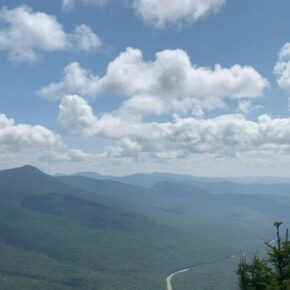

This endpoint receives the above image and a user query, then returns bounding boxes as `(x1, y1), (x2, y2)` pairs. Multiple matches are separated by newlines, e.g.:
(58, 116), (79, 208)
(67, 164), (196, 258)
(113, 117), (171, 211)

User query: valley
(0, 165), (288, 289)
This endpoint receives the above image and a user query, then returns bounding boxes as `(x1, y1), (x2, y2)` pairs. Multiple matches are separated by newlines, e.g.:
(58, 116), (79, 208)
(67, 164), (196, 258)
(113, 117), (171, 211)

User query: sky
(1, 0), (290, 176)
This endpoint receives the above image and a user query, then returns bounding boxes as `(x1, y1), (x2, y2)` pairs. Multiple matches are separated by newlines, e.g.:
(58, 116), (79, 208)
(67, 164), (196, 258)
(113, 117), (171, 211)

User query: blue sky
(1, 0), (290, 176)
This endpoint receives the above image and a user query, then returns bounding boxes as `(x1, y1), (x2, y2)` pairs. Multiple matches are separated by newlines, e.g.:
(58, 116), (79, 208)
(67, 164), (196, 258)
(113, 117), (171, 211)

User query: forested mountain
(1, 166), (290, 289)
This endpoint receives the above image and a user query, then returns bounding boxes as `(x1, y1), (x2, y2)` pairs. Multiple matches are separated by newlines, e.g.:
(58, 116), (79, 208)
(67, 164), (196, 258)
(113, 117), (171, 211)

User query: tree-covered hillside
(0, 166), (289, 289)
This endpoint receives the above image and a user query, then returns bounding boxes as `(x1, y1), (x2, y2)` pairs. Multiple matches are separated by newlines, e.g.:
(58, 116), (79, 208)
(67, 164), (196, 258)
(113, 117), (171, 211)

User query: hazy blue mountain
(70, 170), (290, 196)
(218, 176), (290, 184)
(2, 165), (290, 290)
(71, 171), (178, 188)
(70, 171), (112, 180)
(59, 174), (290, 225)
(0, 165), (71, 201)
(58, 175), (148, 198)
(0, 165), (117, 207)
(151, 172), (290, 185)
(186, 180), (290, 195)
(0, 166), (210, 289)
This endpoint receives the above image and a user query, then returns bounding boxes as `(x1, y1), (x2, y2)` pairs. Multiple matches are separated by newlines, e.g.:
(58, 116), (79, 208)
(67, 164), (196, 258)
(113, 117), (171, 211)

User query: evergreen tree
(237, 221), (290, 290)
(237, 255), (273, 290)
(238, 256), (251, 290)
(265, 221), (290, 290)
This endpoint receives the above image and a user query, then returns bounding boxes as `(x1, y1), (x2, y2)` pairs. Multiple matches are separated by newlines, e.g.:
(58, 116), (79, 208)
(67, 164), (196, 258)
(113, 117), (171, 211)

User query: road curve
(165, 252), (242, 290)
(166, 239), (276, 290)
(166, 268), (190, 290)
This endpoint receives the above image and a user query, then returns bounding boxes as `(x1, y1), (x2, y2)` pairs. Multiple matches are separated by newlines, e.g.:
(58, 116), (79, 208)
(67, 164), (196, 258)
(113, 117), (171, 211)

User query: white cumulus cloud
(274, 43), (290, 95)
(0, 112), (98, 169)
(57, 95), (290, 160)
(58, 95), (98, 136)
(0, 113), (63, 151)
(38, 63), (101, 100)
(39, 47), (268, 115)
(238, 100), (252, 114)
(0, 6), (101, 62)
(69, 24), (102, 52)
(133, 0), (225, 28)
(62, 0), (108, 11)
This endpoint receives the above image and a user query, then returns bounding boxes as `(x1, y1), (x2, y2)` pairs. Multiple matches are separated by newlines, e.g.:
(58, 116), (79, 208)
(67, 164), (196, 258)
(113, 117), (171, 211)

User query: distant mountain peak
(19, 164), (41, 170)
(0, 165), (48, 177)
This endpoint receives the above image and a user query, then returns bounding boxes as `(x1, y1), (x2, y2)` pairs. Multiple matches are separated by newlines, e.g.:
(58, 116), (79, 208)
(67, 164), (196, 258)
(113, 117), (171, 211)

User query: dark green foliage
(238, 256), (272, 290)
(237, 222), (290, 290)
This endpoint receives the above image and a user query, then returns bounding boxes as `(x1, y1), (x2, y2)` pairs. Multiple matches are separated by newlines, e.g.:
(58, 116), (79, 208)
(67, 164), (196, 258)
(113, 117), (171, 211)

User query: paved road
(166, 268), (190, 290)
(165, 240), (274, 290)
(165, 253), (241, 290)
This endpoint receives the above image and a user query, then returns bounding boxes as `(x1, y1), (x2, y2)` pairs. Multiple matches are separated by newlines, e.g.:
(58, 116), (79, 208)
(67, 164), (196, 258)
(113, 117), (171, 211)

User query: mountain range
(1, 165), (290, 289)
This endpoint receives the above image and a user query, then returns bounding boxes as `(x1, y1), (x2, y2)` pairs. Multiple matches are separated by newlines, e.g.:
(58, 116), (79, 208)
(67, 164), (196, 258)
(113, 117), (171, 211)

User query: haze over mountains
(73, 171), (290, 185)
(1, 165), (290, 289)
(68, 170), (290, 195)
